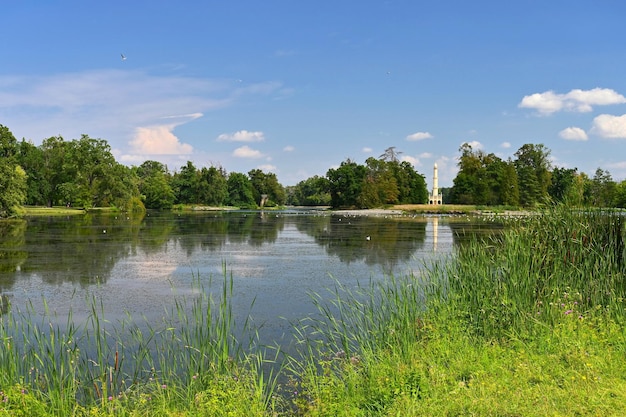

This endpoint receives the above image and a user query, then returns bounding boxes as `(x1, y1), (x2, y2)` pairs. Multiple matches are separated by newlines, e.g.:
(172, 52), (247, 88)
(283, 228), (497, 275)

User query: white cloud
(559, 127), (588, 141)
(419, 152), (433, 158)
(217, 130), (265, 142)
(362, 147), (373, 153)
(519, 88), (626, 115)
(132, 126), (194, 154)
(500, 142), (511, 149)
(591, 114), (626, 138)
(128, 113), (201, 155)
(233, 145), (264, 158)
(406, 131), (433, 141)
(283, 145), (295, 152)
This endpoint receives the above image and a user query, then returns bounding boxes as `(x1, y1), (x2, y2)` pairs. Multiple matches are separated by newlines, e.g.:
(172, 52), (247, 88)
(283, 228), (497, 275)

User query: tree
(588, 168), (617, 207)
(359, 157), (399, 208)
(514, 144), (552, 207)
(391, 161), (428, 204)
(17, 139), (48, 205)
(197, 166), (228, 206)
(136, 160), (175, 209)
(326, 159), (367, 208)
(40, 136), (71, 206)
(63, 135), (122, 207)
(172, 161), (199, 204)
(614, 180), (626, 208)
(450, 143), (489, 204)
(549, 167), (583, 205)
(379, 146), (402, 163)
(248, 169), (285, 207)
(288, 175), (331, 206)
(226, 172), (256, 208)
(0, 125), (26, 217)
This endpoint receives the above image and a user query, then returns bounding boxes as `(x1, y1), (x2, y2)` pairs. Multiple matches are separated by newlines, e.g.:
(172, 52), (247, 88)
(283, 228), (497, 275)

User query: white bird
(366, 236), (371, 241)
(121, 53), (127, 61)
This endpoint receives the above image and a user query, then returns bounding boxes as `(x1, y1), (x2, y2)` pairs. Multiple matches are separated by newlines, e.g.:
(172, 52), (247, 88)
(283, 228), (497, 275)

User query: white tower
(429, 163), (442, 205)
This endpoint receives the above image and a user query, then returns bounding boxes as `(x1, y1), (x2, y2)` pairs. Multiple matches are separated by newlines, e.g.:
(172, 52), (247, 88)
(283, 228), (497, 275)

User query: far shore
(19, 204), (533, 217)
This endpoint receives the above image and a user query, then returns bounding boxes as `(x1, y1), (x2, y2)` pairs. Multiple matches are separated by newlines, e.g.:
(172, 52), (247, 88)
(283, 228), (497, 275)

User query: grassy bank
(290, 206), (626, 415)
(1, 207), (625, 415)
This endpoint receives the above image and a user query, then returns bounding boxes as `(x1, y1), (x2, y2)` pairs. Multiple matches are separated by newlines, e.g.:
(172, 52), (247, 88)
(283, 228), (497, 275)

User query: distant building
(428, 163), (442, 205)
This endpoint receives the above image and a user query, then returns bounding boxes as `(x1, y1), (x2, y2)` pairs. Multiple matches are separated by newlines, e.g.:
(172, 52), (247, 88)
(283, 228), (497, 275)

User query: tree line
(0, 125), (286, 216)
(1, 123), (626, 218)
(446, 142), (626, 208)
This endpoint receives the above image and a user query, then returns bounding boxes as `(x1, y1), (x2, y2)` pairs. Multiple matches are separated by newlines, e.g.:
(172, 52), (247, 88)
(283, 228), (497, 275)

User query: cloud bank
(519, 88), (626, 115)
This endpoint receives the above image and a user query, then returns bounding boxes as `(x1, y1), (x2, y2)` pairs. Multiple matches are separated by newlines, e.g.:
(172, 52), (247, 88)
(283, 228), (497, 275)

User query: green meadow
(1, 206), (625, 416)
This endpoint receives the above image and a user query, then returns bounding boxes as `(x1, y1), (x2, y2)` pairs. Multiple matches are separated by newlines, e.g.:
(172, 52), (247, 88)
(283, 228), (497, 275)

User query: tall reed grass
(290, 206), (626, 415)
(0, 270), (280, 415)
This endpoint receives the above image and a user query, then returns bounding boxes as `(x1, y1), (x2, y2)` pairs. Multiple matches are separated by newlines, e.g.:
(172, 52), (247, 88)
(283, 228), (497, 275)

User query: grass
(289, 206), (626, 416)
(1, 205), (625, 415)
(22, 206), (87, 216)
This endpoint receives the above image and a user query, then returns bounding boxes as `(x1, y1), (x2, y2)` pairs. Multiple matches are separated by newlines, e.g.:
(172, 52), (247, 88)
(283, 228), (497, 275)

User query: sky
(2, 1), (626, 187)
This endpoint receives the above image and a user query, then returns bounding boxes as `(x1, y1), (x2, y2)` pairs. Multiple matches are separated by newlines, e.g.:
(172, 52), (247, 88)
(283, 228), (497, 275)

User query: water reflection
(0, 211), (502, 334)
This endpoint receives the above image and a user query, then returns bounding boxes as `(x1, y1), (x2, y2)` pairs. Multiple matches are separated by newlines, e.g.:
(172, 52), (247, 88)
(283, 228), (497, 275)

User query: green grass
(1, 206), (625, 415)
(290, 206), (626, 416)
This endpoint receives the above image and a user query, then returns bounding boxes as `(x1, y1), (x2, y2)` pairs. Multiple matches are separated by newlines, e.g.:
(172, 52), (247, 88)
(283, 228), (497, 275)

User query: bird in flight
(121, 53), (127, 61)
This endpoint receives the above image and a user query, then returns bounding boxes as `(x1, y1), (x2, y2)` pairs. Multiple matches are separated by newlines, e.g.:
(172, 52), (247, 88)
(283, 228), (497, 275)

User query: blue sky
(2, 1), (626, 187)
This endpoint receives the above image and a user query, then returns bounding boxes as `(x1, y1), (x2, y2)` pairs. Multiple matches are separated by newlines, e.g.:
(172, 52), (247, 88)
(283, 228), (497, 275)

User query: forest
(1, 123), (625, 218)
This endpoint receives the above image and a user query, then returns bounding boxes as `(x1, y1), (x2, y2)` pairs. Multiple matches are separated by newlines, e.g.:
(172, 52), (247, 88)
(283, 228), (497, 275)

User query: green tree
(514, 143), (552, 207)
(136, 160), (175, 209)
(392, 161), (428, 204)
(0, 125), (27, 217)
(65, 135), (122, 207)
(226, 172), (256, 208)
(326, 159), (367, 208)
(450, 143), (489, 204)
(248, 169), (285, 207)
(40, 135), (71, 206)
(172, 161), (199, 204)
(549, 167), (583, 205)
(358, 157), (399, 208)
(588, 168), (617, 207)
(17, 139), (48, 205)
(288, 175), (331, 206)
(614, 180), (626, 208)
(197, 166), (228, 206)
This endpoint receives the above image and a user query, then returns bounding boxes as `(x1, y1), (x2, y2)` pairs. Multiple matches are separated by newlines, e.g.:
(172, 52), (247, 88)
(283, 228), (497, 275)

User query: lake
(0, 209), (500, 348)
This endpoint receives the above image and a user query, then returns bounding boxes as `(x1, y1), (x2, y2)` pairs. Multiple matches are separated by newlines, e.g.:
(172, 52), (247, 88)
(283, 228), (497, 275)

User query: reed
(290, 205), (626, 415)
(0, 270), (279, 415)
(441, 206), (626, 340)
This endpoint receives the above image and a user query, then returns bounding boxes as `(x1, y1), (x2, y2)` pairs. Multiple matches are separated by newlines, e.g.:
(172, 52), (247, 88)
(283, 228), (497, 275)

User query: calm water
(0, 209), (500, 346)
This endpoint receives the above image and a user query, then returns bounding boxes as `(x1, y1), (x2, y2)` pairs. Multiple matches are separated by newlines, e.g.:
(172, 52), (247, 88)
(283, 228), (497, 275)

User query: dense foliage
(449, 141), (626, 208)
(3, 124), (282, 214)
(3, 122), (626, 217)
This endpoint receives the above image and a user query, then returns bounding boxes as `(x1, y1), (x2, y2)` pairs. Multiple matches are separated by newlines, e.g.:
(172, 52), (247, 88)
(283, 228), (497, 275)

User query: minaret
(429, 163), (442, 205)
(433, 163), (439, 199)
